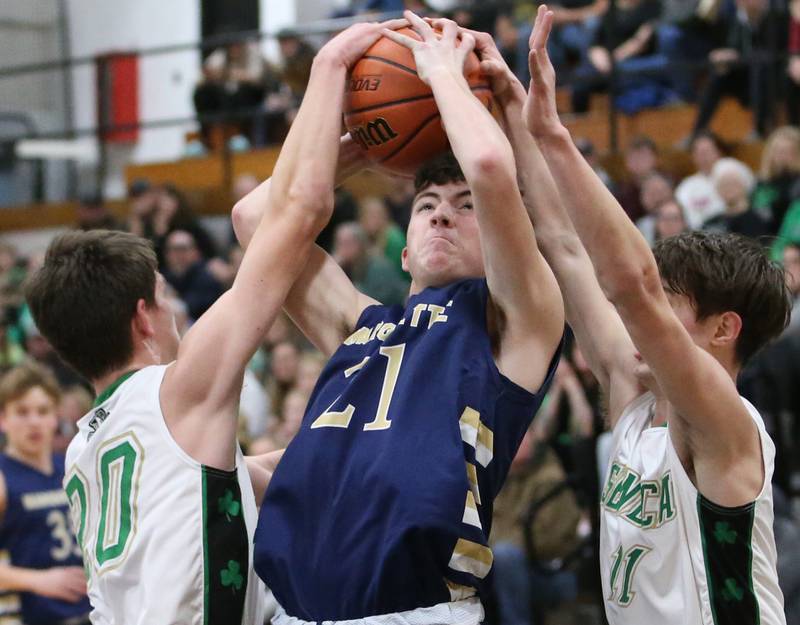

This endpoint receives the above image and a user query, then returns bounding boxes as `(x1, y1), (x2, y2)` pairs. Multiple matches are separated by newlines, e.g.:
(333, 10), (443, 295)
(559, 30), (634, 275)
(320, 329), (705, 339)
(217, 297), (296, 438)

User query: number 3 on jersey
(311, 344), (406, 431)
(65, 432), (144, 573)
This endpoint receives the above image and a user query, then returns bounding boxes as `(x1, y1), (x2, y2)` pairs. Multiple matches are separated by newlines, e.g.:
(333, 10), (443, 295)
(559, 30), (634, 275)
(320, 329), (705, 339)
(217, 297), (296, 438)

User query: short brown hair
(25, 230), (158, 380)
(0, 361), (61, 408)
(414, 152), (466, 195)
(653, 231), (791, 364)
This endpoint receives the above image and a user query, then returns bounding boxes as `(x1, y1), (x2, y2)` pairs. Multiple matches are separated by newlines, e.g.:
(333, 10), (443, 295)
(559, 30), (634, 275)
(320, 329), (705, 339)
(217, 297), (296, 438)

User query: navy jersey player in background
(0, 363), (91, 625)
(232, 11), (564, 625)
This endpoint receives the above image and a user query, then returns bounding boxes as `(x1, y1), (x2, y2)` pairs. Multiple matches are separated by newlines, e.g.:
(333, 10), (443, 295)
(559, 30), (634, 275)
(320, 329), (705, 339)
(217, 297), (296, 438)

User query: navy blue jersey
(254, 279), (561, 620)
(0, 453), (90, 625)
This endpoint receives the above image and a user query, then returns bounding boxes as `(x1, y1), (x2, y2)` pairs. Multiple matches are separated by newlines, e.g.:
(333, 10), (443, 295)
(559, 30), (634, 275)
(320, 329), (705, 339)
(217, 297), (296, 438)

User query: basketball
(344, 27), (493, 176)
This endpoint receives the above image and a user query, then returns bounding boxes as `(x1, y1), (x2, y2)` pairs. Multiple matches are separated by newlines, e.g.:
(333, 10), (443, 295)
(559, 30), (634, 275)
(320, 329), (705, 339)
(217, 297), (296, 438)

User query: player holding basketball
(231, 11), (564, 625)
(23, 20), (405, 625)
(476, 6), (787, 623)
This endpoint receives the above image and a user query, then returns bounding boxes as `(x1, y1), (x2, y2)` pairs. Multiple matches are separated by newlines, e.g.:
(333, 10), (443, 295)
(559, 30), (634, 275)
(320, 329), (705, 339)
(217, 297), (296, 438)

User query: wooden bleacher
(0, 98), (768, 233)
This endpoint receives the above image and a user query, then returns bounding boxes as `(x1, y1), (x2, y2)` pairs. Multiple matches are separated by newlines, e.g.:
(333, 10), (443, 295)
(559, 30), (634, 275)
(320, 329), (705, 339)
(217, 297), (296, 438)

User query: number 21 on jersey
(311, 344), (406, 431)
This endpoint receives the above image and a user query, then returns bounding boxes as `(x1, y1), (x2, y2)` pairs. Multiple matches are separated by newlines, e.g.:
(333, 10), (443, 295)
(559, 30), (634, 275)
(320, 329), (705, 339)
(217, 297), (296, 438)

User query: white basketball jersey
(64, 365), (265, 625)
(600, 392), (785, 625)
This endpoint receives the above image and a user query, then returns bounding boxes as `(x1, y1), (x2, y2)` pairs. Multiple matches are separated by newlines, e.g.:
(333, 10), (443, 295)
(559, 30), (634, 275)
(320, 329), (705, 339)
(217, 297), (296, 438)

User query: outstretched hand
(454, 24), (526, 106)
(523, 5), (566, 139)
(381, 11), (475, 85)
(317, 18), (408, 70)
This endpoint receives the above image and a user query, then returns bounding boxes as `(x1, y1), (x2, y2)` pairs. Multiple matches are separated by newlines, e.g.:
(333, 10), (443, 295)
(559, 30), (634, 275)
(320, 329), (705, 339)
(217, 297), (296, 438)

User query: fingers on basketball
(404, 10), (433, 39)
(344, 27), (492, 175)
(381, 28), (417, 50)
(459, 32), (476, 56)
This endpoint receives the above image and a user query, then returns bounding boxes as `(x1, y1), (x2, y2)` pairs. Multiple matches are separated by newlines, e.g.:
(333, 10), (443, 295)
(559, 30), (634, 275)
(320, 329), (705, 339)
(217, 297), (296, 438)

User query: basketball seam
(345, 85), (492, 118)
(345, 93), (435, 117)
(379, 112), (441, 164)
(360, 55), (418, 76)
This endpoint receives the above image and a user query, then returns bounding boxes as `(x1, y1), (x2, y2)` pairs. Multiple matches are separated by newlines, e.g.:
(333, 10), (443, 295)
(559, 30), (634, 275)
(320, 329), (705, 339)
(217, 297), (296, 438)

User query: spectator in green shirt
(332, 221), (408, 307)
(358, 197), (410, 284)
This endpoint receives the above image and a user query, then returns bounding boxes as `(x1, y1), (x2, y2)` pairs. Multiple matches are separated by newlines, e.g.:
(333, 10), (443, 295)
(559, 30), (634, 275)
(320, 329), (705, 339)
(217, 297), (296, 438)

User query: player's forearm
(246, 449), (284, 473)
(502, 99), (580, 248)
(232, 135), (366, 250)
(428, 69), (516, 188)
(264, 55), (346, 222)
(535, 129), (661, 303)
(0, 564), (40, 592)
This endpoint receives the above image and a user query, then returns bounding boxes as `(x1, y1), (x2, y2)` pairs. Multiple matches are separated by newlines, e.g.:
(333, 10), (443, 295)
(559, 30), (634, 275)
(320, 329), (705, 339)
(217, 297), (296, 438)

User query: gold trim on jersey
(445, 579), (477, 601)
(448, 538), (493, 579)
(465, 462), (481, 506)
(462, 490), (482, 529)
(459, 407), (494, 467)
(0, 594), (21, 612)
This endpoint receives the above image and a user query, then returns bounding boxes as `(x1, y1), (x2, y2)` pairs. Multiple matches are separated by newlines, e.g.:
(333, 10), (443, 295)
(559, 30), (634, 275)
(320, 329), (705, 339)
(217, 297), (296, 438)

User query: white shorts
(271, 598), (484, 625)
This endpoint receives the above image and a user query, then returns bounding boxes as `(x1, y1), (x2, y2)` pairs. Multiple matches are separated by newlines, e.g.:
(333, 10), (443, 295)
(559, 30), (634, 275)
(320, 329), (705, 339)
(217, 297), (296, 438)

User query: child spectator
(0, 363), (91, 625)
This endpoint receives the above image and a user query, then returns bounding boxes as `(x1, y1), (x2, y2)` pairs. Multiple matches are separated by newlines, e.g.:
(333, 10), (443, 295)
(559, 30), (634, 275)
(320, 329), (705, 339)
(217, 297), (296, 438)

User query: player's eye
(460, 202), (473, 210)
(416, 202), (434, 212)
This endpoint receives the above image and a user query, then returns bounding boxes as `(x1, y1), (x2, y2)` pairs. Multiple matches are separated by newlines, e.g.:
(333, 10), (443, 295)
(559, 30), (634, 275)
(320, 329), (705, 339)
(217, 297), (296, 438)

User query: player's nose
(430, 202), (454, 226)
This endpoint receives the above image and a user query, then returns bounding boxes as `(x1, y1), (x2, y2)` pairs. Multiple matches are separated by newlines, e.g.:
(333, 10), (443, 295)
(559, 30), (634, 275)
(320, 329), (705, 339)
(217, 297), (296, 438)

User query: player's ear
(131, 298), (156, 340)
(710, 310), (742, 350)
(401, 246), (409, 272)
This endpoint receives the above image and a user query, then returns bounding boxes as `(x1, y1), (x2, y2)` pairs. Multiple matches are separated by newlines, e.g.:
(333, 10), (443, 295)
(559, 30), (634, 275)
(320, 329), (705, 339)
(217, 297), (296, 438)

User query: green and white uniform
(600, 392), (785, 625)
(64, 365), (265, 625)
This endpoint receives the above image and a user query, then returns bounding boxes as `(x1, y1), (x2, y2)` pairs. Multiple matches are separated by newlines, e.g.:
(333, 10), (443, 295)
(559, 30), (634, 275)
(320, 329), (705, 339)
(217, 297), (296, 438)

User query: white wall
(260, 0), (298, 64)
(67, 0), (201, 195)
(65, 0), (316, 197)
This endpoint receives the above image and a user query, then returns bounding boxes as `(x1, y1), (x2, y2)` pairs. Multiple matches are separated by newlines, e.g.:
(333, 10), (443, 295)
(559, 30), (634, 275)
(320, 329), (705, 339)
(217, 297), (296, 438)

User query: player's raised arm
(467, 26), (638, 421)
(163, 22), (404, 469)
(232, 21), (408, 357)
(383, 13), (563, 393)
(525, 6), (786, 504)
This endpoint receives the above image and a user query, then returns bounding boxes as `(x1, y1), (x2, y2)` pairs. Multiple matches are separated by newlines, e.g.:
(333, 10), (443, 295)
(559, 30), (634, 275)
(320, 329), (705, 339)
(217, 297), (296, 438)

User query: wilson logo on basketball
(349, 118), (398, 151)
(348, 76), (382, 92)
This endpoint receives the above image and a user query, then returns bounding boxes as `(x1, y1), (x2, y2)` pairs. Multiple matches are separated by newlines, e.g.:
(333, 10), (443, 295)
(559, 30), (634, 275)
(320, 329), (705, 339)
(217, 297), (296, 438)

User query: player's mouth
(428, 235), (455, 246)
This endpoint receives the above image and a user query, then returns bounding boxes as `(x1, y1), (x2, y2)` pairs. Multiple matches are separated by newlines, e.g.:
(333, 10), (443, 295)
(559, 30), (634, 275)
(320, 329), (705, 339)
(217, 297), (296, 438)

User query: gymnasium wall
(63, 0), (311, 197)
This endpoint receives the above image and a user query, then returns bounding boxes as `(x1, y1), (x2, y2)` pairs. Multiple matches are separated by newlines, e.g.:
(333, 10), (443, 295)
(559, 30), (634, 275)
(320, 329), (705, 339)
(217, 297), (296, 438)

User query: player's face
(151, 273), (180, 362)
(403, 181), (484, 289)
(0, 387), (58, 459)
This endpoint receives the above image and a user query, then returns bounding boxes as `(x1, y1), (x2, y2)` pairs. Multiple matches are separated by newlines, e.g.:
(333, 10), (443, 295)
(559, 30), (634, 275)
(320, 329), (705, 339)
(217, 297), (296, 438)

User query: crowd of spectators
(189, 0), (800, 152)
(1, 121), (800, 621)
(4, 2), (800, 619)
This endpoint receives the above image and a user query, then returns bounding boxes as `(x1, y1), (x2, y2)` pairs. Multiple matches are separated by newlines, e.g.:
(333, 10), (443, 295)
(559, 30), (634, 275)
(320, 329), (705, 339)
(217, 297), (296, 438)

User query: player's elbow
(466, 146), (516, 187)
(284, 178), (334, 230)
(601, 259), (661, 307)
(231, 197), (259, 246)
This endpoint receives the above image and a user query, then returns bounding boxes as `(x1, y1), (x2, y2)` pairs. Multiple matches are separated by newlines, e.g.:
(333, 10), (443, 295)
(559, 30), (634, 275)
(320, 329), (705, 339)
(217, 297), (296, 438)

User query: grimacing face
(402, 181), (485, 290)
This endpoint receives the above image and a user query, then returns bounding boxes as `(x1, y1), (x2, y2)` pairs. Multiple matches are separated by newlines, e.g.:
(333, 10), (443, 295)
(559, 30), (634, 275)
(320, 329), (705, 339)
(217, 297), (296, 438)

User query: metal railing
(0, 1), (795, 200)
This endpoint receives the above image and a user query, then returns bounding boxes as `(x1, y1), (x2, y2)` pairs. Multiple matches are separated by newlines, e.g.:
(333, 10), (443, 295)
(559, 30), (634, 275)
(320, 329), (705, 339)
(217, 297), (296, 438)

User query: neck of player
(6, 445), (53, 474)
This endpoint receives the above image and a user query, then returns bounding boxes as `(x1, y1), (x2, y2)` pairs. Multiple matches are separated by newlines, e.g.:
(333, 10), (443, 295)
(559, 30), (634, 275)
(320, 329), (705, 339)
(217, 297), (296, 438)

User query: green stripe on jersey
(697, 494), (760, 625)
(201, 465), (249, 625)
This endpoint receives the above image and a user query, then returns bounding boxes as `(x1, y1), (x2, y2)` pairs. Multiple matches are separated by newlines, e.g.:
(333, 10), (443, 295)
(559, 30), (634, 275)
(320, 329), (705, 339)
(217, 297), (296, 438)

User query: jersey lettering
(602, 463), (677, 530)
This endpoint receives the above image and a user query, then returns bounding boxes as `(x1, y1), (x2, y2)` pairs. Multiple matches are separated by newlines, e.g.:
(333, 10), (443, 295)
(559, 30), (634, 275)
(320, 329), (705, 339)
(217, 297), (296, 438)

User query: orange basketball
(344, 27), (493, 176)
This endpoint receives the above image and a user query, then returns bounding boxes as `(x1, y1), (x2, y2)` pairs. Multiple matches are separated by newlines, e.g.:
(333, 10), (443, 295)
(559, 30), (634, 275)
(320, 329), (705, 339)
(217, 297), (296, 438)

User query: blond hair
(760, 126), (800, 179)
(0, 361), (60, 408)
